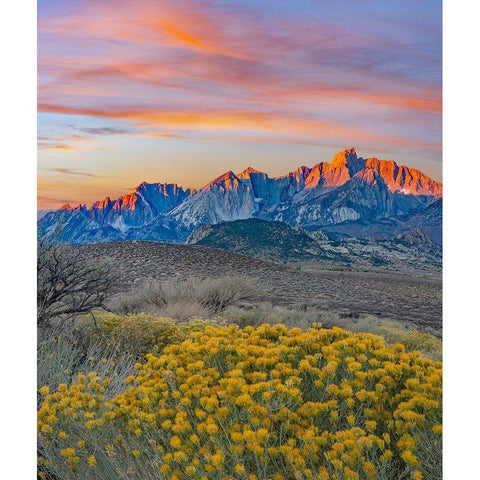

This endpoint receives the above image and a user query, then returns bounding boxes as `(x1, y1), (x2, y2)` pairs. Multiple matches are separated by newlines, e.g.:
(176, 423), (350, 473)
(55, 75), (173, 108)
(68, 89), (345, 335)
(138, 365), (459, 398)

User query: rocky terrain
(187, 218), (441, 274)
(38, 148), (442, 244)
(319, 197), (443, 245)
(74, 241), (442, 330)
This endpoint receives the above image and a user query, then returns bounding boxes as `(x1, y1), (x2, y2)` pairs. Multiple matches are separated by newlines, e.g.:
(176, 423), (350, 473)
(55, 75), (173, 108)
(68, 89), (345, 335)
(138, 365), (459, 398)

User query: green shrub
(79, 312), (215, 357)
(220, 304), (442, 361)
(337, 319), (442, 361)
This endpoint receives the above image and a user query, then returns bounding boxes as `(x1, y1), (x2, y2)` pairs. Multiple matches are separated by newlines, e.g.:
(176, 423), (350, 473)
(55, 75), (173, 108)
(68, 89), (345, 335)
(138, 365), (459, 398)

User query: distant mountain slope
(37, 210), (52, 221)
(187, 218), (340, 262)
(188, 219), (442, 273)
(38, 148), (442, 244)
(38, 183), (192, 243)
(318, 198), (443, 245)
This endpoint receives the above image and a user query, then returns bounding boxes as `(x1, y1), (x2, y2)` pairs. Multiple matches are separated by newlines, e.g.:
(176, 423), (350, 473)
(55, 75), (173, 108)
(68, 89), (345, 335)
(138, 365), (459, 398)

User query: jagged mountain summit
(38, 148), (442, 244)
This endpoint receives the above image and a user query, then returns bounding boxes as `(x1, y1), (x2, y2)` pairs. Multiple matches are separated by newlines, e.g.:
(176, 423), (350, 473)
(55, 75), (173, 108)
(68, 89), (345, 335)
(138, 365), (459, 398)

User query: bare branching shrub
(37, 237), (116, 327)
(109, 276), (256, 319)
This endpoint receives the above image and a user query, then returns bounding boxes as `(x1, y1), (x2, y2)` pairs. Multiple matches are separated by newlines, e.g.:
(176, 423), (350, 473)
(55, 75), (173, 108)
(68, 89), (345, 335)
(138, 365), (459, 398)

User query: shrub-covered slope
(187, 218), (336, 262)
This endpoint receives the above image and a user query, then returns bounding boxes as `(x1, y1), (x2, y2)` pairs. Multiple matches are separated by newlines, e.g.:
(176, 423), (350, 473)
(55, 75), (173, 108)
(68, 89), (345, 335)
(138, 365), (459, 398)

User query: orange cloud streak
(38, 0), (441, 169)
(38, 49), (441, 115)
(38, 0), (441, 116)
(37, 102), (439, 153)
(157, 22), (206, 49)
(38, 143), (75, 151)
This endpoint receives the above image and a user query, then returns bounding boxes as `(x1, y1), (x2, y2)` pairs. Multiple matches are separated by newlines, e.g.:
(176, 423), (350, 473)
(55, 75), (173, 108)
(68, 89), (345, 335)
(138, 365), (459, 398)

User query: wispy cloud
(66, 125), (133, 136)
(37, 102), (439, 154)
(47, 168), (100, 177)
(38, 0), (441, 207)
(37, 195), (75, 204)
(38, 142), (76, 151)
(137, 131), (206, 140)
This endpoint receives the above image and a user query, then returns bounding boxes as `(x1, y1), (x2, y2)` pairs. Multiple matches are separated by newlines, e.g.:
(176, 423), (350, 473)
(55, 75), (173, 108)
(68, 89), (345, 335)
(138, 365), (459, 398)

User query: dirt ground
(75, 241), (442, 331)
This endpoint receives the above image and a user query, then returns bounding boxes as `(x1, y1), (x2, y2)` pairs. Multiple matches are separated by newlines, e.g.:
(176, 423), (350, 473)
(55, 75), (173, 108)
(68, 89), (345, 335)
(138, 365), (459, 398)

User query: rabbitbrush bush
(38, 324), (442, 480)
(79, 312), (215, 357)
(220, 306), (442, 361)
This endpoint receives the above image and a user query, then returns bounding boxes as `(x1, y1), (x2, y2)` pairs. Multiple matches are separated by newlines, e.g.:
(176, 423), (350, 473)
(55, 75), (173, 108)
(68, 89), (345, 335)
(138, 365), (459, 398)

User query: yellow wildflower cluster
(38, 324), (442, 479)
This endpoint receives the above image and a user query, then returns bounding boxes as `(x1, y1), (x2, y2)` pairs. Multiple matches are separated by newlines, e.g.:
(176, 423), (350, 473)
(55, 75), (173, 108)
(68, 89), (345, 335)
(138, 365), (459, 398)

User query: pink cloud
(38, 0), (441, 159)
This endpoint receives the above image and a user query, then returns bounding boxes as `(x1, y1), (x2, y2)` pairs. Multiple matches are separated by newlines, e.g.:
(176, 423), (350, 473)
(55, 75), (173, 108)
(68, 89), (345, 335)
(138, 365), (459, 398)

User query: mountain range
(38, 148), (442, 244)
(187, 218), (442, 273)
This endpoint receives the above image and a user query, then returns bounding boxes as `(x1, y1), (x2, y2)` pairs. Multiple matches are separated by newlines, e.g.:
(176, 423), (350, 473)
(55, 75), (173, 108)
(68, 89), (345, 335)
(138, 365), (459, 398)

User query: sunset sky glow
(38, 0), (442, 209)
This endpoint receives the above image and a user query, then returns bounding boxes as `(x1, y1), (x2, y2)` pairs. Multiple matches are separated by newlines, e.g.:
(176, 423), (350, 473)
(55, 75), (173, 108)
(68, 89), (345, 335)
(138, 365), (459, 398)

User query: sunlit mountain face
(38, 0), (441, 210)
(38, 148), (442, 244)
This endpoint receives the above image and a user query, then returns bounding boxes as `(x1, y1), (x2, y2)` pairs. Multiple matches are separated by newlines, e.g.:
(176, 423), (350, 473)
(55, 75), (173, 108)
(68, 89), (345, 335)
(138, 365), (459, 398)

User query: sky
(38, 0), (442, 209)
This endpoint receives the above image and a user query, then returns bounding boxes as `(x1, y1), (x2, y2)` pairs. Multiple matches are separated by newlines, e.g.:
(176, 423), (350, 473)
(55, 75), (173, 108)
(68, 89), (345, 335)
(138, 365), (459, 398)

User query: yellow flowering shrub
(364, 321), (442, 361)
(38, 324), (442, 479)
(80, 312), (214, 357)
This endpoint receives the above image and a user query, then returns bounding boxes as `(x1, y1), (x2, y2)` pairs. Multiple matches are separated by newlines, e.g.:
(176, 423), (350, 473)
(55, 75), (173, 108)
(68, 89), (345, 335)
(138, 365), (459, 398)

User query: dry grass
(37, 324), (137, 402)
(109, 276), (256, 320)
(219, 302), (321, 329)
(107, 282), (442, 360)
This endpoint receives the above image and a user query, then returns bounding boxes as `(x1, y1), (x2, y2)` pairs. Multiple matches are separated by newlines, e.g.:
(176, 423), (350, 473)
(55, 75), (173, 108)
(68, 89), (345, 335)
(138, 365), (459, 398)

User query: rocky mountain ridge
(38, 148), (442, 244)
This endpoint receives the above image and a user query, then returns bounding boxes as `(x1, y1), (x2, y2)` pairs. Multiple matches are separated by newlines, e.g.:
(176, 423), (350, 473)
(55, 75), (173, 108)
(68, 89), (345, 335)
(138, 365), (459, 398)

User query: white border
(443, 0), (480, 478)
(1, 0), (478, 477)
(0, 1), (37, 477)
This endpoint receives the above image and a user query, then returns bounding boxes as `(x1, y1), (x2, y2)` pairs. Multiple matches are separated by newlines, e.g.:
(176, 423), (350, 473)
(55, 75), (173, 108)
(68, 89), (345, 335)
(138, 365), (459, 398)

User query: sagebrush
(110, 276), (255, 320)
